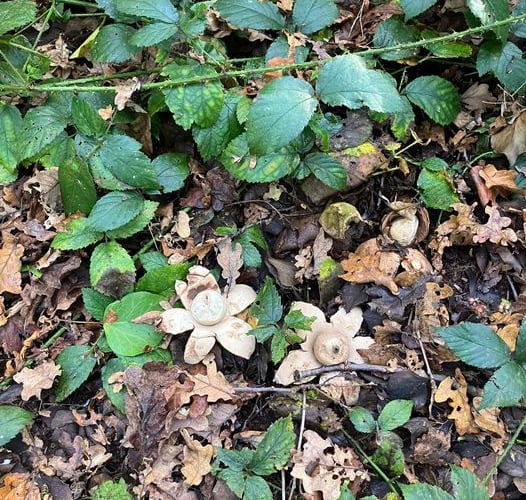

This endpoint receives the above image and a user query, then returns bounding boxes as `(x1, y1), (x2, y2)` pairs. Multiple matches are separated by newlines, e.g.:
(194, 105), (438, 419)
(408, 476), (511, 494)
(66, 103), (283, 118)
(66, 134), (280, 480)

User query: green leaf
(21, 105), (69, 160)
(105, 200), (159, 240)
(270, 329), (289, 363)
(91, 24), (140, 63)
(348, 406), (376, 433)
(244, 475), (273, 500)
(404, 76), (460, 125)
(477, 41), (526, 93)
(221, 134), (299, 183)
(90, 241), (136, 296)
(162, 62), (224, 130)
(373, 18), (420, 60)
(467, 0), (509, 41)
(58, 158), (97, 215)
(51, 217), (103, 251)
(284, 309), (315, 331)
(136, 263), (191, 297)
(215, 447), (255, 472)
(450, 465), (490, 500)
(0, 0), (36, 36)
(103, 292), (164, 356)
(215, 0), (285, 30)
(193, 93), (243, 161)
(421, 30), (472, 58)
(338, 483), (357, 500)
(302, 152), (347, 190)
(372, 432), (405, 478)
(91, 478), (133, 500)
(130, 22), (179, 47)
(248, 415), (295, 475)
(82, 288), (114, 321)
(417, 157), (460, 211)
(151, 153), (189, 193)
(292, 0), (339, 35)
(400, 483), (454, 500)
(87, 191), (145, 232)
(139, 251), (168, 272)
(250, 325), (279, 343)
(512, 0), (526, 37)
(55, 345), (97, 402)
(114, 0), (179, 23)
(436, 322), (511, 368)
(217, 468), (246, 498)
(71, 97), (107, 138)
(247, 77), (317, 155)
(515, 318), (526, 363)
(377, 400), (413, 431)
(400, 0), (439, 20)
(0, 102), (22, 182)
(480, 362), (526, 408)
(0, 405), (33, 446)
(250, 277), (283, 325)
(317, 55), (406, 114)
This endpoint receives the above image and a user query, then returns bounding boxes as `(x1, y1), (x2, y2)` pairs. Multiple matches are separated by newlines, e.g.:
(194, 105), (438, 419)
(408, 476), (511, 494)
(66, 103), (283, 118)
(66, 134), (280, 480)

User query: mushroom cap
(313, 330), (350, 365)
(190, 290), (227, 326)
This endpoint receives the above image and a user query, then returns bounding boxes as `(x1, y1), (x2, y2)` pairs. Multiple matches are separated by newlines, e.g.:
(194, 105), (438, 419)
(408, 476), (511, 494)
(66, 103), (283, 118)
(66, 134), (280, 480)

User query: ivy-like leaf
(91, 24), (140, 63)
(404, 76), (460, 125)
(114, 0), (179, 23)
(247, 77), (317, 155)
(302, 152), (347, 189)
(87, 191), (145, 232)
(55, 345), (97, 402)
(467, 0), (509, 41)
(317, 55), (406, 114)
(292, 0), (339, 35)
(163, 62), (224, 130)
(480, 362), (526, 408)
(215, 0), (285, 30)
(0, 405), (33, 447)
(58, 158), (97, 215)
(436, 322), (511, 368)
(400, 0), (440, 20)
(0, 0), (37, 36)
(51, 217), (103, 250)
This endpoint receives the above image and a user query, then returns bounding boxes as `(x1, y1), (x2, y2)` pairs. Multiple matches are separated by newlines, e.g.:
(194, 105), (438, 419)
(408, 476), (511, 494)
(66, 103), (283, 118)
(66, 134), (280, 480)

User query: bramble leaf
(302, 152), (347, 189)
(58, 158), (97, 215)
(400, 0), (440, 20)
(105, 200), (159, 240)
(377, 400), (413, 431)
(87, 191), (145, 232)
(348, 406), (376, 433)
(215, 0), (285, 30)
(0, 102), (22, 182)
(151, 153), (189, 193)
(55, 345), (97, 402)
(91, 24), (140, 63)
(292, 0), (339, 35)
(51, 217), (103, 251)
(0, 405), (33, 446)
(90, 241), (136, 296)
(114, 0), (179, 23)
(450, 465), (490, 500)
(480, 362), (526, 408)
(0, 0), (37, 36)
(467, 0), (509, 41)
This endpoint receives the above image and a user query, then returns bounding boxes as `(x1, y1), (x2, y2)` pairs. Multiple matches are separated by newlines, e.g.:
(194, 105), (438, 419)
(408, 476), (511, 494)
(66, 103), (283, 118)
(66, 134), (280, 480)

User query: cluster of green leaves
(248, 278), (315, 363)
(437, 318), (526, 409)
(212, 415), (296, 500)
(215, 224), (267, 268)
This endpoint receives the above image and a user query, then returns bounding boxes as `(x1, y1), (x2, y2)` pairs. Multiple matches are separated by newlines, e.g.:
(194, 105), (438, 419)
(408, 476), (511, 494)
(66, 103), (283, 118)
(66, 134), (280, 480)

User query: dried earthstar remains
(160, 265), (257, 364)
(274, 302), (375, 385)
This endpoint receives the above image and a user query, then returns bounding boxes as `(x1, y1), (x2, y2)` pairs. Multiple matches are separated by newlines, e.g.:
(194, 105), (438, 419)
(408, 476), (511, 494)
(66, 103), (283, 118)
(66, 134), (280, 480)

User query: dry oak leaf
(473, 205), (517, 245)
(461, 83), (496, 112)
(479, 164), (522, 196)
(185, 355), (234, 403)
(0, 232), (24, 294)
(472, 396), (506, 439)
(291, 430), (369, 500)
(181, 428), (213, 486)
(13, 360), (62, 401)
(0, 472), (40, 500)
(491, 111), (526, 166)
(216, 238), (243, 289)
(340, 238), (401, 294)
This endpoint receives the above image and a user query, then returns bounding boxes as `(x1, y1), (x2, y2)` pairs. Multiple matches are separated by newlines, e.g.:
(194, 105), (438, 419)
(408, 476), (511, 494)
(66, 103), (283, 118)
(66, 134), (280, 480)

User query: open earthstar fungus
(274, 302), (374, 385)
(160, 265), (257, 364)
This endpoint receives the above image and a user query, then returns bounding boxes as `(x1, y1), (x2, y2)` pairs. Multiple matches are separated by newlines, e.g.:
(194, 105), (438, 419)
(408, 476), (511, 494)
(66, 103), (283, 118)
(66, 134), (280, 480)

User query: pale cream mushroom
(274, 302), (374, 385)
(160, 265), (257, 364)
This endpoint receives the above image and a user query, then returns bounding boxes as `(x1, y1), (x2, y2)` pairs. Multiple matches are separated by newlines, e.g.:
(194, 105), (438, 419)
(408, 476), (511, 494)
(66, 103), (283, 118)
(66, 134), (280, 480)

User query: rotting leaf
(181, 428), (213, 486)
(13, 361), (62, 401)
(473, 205), (517, 246)
(0, 232), (24, 294)
(217, 238), (243, 289)
(491, 111), (526, 166)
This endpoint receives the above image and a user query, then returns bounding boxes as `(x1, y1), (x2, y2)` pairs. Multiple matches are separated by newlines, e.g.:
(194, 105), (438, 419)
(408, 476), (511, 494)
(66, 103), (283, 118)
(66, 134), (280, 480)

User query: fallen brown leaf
(0, 472), (41, 500)
(13, 360), (62, 401)
(491, 111), (526, 166)
(0, 232), (24, 294)
(181, 428), (213, 486)
(217, 238), (243, 289)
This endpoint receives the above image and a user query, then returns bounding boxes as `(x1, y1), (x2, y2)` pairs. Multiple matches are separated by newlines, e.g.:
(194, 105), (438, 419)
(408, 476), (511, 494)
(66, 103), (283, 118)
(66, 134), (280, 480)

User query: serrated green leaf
(215, 0), (285, 30)
(400, 483), (454, 500)
(248, 415), (295, 475)
(317, 55), (406, 114)
(270, 329), (289, 363)
(139, 251), (168, 272)
(480, 362), (526, 408)
(450, 465), (489, 500)
(105, 200), (158, 239)
(37, 132), (76, 170)
(373, 432), (405, 477)
(338, 483), (357, 500)
(104, 291), (163, 322)
(348, 406), (376, 433)
(244, 475), (273, 500)
(55, 345), (97, 402)
(0, 102), (22, 181)
(217, 468), (246, 498)
(216, 447), (255, 472)
(373, 18), (420, 60)
(247, 77), (317, 155)
(292, 0), (339, 35)
(114, 0), (178, 23)
(71, 97), (107, 138)
(284, 309), (315, 331)
(0, 0), (36, 36)
(436, 322), (511, 368)
(91, 478), (133, 500)
(512, 0), (526, 37)
(221, 134), (299, 183)
(404, 76), (460, 125)
(163, 62), (224, 130)
(87, 191), (144, 232)
(265, 36), (310, 64)
(467, 0), (508, 41)
(90, 241), (135, 292)
(417, 158), (460, 211)
(51, 217), (103, 250)
(193, 93), (243, 161)
(130, 22), (179, 47)
(303, 152), (347, 190)
(400, 0), (439, 20)
(151, 152), (189, 193)
(250, 325), (279, 343)
(21, 105), (69, 160)
(250, 277), (283, 325)
(82, 288), (114, 321)
(421, 30), (472, 58)
(378, 400), (413, 431)
(91, 24), (140, 63)
(477, 41), (526, 93)
(0, 405), (33, 446)
(136, 263), (191, 297)
(58, 158), (97, 215)
(238, 241), (262, 268)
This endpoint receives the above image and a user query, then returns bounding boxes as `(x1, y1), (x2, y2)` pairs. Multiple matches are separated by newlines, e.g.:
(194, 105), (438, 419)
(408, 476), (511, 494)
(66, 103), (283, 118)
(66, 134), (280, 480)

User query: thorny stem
(482, 410), (526, 486)
(0, 13), (525, 95)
